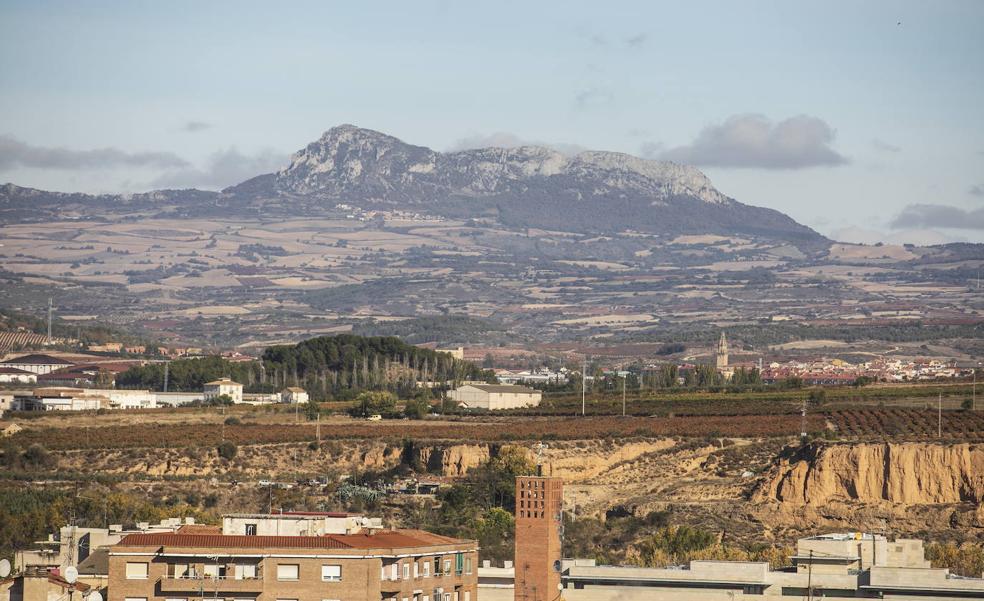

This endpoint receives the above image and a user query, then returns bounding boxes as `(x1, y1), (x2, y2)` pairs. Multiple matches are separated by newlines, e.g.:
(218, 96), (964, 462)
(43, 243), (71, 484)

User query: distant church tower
(716, 332), (729, 369)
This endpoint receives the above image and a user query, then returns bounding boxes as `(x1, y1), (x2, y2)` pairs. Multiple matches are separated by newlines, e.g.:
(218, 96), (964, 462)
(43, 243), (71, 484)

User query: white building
(203, 378), (244, 403)
(448, 384), (542, 410)
(0, 367), (38, 384)
(221, 512), (382, 537)
(281, 386), (309, 404)
(89, 388), (157, 410)
(154, 391), (205, 407)
(0, 353), (73, 375)
(480, 532), (984, 601)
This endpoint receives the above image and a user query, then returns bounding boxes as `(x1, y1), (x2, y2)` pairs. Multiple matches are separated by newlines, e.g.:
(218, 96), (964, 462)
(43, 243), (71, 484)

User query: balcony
(158, 575), (264, 593)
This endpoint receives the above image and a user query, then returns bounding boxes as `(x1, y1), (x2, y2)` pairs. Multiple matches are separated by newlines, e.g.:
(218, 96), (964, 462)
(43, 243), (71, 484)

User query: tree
(304, 400), (322, 421)
(349, 390), (397, 417)
(403, 398), (431, 420)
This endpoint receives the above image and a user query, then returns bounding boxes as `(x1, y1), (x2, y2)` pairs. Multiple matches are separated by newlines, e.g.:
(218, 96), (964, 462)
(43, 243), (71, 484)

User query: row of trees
(116, 334), (493, 399)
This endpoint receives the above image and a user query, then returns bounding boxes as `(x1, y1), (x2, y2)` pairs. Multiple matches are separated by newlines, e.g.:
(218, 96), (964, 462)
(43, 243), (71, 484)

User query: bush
(962, 398), (975, 411)
(23, 444), (53, 469)
(224, 416), (242, 425)
(217, 441), (238, 460)
(403, 398), (431, 420)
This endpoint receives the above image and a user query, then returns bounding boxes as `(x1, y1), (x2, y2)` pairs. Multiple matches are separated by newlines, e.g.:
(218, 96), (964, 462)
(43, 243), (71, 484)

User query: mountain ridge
(2, 124), (825, 248)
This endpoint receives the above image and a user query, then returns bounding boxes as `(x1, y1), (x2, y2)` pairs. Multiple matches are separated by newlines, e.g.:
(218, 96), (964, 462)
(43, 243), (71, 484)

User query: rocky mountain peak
(275, 125), (727, 204)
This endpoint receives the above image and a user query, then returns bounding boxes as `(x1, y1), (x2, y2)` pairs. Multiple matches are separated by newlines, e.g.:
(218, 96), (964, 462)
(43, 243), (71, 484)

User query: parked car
(366, 414), (382, 421)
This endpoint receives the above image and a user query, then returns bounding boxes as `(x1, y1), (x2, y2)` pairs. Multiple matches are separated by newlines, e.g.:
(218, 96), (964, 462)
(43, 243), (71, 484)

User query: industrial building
(489, 474), (984, 600)
(447, 384), (542, 410)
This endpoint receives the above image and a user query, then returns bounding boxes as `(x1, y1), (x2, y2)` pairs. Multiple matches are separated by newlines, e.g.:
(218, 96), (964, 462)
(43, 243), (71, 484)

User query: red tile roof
(1, 354), (72, 365)
(119, 533), (354, 549)
(118, 529), (470, 551)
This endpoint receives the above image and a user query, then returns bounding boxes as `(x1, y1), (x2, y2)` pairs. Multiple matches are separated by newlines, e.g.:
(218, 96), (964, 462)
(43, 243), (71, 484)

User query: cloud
(151, 147), (287, 190)
(0, 135), (188, 170)
(890, 204), (984, 230)
(660, 114), (849, 169)
(969, 184), (984, 197)
(625, 33), (648, 48)
(872, 138), (901, 153)
(574, 87), (614, 109)
(180, 121), (212, 133)
(447, 132), (586, 156)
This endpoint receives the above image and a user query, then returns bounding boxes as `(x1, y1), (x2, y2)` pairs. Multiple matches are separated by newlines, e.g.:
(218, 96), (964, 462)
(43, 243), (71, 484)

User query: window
(403, 563), (410, 580)
(234, 564), (257, 580)
(170, 563), (189, 579)
(125, 598), (147, 601)
(277, 564), (299, 581)
(423, 560), (430, 578)
(443, 559), (451, 575)
(321, 565), (341, 582)
(463, 592), (470, 601)
(464, 557), (472, 575)
(391, 563), (399, 581)
(413, 562), (419, 579)
(203, 564), (226, 579)
(434, 557), (441, 575)
(245, 523), (257, 536)
(455, 553), (463, 575)
(125, 562), (149, 580)
(444, 595), (451, 601)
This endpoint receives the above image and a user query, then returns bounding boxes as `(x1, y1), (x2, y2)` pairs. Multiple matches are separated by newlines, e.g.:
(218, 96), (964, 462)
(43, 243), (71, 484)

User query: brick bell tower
(514, 449), (563, 601)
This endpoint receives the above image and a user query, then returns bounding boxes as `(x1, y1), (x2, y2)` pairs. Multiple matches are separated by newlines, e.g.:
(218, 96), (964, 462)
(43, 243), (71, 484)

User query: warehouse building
(447, 384), (542, 410)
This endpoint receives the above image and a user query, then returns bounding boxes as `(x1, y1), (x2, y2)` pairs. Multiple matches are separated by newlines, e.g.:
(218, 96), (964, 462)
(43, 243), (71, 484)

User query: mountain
(227, 125), (824, 246)
(1, 125), (824, 247)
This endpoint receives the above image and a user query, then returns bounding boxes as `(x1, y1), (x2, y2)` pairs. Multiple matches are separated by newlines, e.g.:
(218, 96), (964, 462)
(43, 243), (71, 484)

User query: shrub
(224, 416), (242, 426)
(217, 441), (237, 460)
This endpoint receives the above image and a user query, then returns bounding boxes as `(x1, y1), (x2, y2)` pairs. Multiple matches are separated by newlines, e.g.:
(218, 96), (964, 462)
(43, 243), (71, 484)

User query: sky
(1, 0), (983, 244)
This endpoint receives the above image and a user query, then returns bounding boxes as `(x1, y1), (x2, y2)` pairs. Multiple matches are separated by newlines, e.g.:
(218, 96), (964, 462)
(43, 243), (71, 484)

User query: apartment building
(107, 513), (478, 601)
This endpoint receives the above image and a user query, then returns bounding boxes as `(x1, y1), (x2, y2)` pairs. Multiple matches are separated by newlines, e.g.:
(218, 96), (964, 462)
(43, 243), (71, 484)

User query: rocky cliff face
(758, 442), (984, 506)
(226, 124), (824, 245)
(273, 124), (728, 204)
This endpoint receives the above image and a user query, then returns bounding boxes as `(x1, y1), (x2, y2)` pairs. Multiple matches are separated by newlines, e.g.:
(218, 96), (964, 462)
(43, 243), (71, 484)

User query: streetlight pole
(581, 357), (586, 417)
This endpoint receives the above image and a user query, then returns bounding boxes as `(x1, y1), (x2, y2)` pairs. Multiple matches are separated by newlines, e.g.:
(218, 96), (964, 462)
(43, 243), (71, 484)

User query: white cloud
(151, 147), (287, 190)
(0, 135), (188, 170)
(661, 114), (849, 169)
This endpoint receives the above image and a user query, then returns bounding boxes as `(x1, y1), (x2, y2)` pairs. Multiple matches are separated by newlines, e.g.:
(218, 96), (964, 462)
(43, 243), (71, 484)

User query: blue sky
(1, 0), (983, 243)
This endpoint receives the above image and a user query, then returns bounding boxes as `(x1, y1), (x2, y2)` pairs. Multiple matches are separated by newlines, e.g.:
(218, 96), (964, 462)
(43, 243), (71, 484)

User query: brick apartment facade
(107, 529), (478, 601)
(514, 476), (563, 601)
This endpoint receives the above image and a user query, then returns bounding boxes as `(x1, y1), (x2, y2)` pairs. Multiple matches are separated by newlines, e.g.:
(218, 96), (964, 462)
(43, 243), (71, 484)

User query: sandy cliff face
(758, 442), (984, 506)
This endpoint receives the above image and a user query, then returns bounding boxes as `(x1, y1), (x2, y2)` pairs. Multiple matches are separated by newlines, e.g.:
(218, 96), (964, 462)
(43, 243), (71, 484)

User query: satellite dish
(64, 566), (78, 584)
(88, 591), (103, 601)
(0, 558), (10, 578)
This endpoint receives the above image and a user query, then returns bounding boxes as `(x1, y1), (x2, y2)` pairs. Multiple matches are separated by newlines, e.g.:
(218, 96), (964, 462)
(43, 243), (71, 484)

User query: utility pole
(621, 374), (626, 417)
(974, 365), (978, 411)
(806, 549), (814, 601)
(46, 297), (53, 344)
(800, 397), (808, 439)
(581, 357), (586, 417)
(316, 413), (321, 447)
(938, 392), (942, 438)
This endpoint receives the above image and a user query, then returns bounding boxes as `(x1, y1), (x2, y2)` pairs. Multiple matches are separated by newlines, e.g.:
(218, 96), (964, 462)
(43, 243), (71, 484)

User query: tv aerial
(64, 566), (78, 584)
(0, 558), (10, 578)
